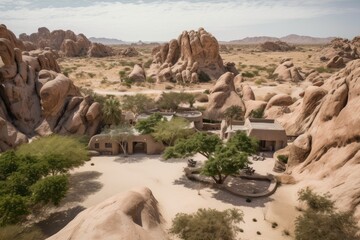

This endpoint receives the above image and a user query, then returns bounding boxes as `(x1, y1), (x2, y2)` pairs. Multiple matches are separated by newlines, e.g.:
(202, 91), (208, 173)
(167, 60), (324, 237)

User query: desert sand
(41, 154), (299, 240)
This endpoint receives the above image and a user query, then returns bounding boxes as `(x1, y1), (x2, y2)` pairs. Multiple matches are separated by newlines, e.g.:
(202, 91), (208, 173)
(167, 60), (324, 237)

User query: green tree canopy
(223, 105), (244, 129)
(227, 131), (258, 154)
(31, 175), (69, 206)
(103, 124), (134, 156)
(163, 132), (222, 159)
(152, 117), (192, 146)
(135, 113), (164, 134)
(202, 145), (249, 184)
(121, 94), (155, 115)
(295, 187), (360, 240)
(170, 208), (244, 240)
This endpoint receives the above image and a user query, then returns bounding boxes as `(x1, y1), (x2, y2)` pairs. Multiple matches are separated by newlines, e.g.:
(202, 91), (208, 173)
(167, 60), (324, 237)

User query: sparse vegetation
(277, 155), (288, 164)
(170, 208), (244, 240)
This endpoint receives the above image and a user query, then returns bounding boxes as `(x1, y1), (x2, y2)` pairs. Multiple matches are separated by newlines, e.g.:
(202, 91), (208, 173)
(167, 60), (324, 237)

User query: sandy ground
(41, 154), (300, 240)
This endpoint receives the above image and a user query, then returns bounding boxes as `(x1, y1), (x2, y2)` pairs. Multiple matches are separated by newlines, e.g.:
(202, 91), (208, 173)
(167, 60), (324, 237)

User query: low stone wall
(184, 168), (278, 198)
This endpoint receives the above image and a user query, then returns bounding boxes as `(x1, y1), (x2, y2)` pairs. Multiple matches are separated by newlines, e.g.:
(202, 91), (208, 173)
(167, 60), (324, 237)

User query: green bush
(143, 59), (152, 68)
(31, 175), (69, 206)
(277, 155), (288, 164)
(170, 208), (243, 240)
(0, 225), (44, 240)
(242, 71), (255, 78)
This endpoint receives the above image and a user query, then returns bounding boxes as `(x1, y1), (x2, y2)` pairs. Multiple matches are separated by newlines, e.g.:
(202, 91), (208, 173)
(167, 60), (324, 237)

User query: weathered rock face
(273, 60), (304, 82)
(275, 60), (360, 221)
(326, 55), (345, 68)
(150, 28), (226, 83)
(204, 72), (244, 119)
(121, 47), (139, 57)
(316, 36), (360, 65)
(128, 64), (146, 82)
(0, 25), (102, 152)
(260, 41), (295, 52)
(47, 187), (167, 240)
(19, 27), (114, 58)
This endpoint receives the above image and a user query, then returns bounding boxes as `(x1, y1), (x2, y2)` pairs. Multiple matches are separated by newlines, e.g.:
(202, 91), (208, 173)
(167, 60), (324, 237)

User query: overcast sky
(1, 0), (359, 41)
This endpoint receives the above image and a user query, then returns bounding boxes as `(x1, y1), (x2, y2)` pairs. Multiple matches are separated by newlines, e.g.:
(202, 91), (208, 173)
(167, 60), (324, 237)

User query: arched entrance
(133, 142), (147, 154)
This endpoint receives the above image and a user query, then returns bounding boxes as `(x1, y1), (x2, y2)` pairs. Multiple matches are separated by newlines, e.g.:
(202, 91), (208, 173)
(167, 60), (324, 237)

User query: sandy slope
(51, 154), (297, 240)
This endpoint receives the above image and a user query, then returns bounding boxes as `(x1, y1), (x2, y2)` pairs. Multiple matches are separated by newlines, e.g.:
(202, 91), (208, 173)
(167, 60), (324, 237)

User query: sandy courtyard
(40, 154), (298, 240)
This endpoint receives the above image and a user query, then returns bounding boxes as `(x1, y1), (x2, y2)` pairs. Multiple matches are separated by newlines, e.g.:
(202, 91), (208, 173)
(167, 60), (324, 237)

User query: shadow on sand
(62, 171), (104, 203)
(36, 205), (85, 237)
(173, 175), (272, 208)
(113, 154), (162, 164)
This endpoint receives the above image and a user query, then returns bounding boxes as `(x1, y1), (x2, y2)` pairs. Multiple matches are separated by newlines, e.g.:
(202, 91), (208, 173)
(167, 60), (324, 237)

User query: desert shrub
(118, 70), (126, 78)
(272, 222), (278, 228)
(277, 155), (288, 164)
(203, 89), (210, 94)
(252, 70), (260, 76)
(250, 65), (267, 71)
(251, 108), (264, 118)
(196, 93), (209, 103)
(100, 77), (108, 84)
(170, 208), (244, 240)
(198, 71), (211, 82)
(254, 78), (266, 85)
(143, 59), (152, 68)
(315, 66), (334, 73)
(87, 72), (96, 78)
(146, 76), (156, 83)
(121, 77), (133, 88)
(295, 188), (360, 240)
(124, 67), (131, 71)
(242, 71), (255, 78)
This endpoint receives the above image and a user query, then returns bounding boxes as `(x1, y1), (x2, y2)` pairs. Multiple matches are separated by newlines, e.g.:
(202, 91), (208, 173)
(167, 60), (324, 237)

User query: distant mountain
(228, 34), (336, 45)
(89, 37), (129, 45)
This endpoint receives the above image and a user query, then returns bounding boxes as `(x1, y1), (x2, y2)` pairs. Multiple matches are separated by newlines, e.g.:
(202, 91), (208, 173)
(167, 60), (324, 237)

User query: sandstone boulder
(0, 26), (102, 152)
(326, 55), (345, 68)
(316, 36), (359, 63)
(47, 187), (166, 240)
(274, 60), (360, 222)
(204, 72), (244, 120)
(273, 61), (304, 82)
(260, 41), (295, 52)
(121, 47), (139, 57)
(150, 28), (226, 83)
(19, 27), (114, 58)
(128, 64), (146, 82)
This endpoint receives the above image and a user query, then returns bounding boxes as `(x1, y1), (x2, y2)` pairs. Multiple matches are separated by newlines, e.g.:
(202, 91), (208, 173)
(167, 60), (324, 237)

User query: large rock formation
(0, 25), (102, 152)
(316, 36), (360, 65)
(149, 28), (226, 83)
(274, 60), (360, 221)
(47, 187), (166, 240)
(273, 60), (304, 82)
(19, 27), (114, 57)
(260, 41), (295, 52)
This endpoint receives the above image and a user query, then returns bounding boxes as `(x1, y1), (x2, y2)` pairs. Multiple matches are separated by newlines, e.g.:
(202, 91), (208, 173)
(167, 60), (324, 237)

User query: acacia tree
(0, 135), (88, 226)
(121, 94), (155, 115)
(202, 145), (249, 184)
(163, 132), (222, 159)
(295, 188), (360, 240)
(135, 113), (164, 134)
(223, 105), (244, 130)
(152, 118), (192, 146)
(163, 131), (257, 184)
(106, 125), (134, 156)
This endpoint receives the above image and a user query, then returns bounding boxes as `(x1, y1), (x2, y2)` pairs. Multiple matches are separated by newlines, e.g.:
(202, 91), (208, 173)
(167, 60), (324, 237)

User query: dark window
(105, 143), (112, 148)
(94, 143), (99, 149)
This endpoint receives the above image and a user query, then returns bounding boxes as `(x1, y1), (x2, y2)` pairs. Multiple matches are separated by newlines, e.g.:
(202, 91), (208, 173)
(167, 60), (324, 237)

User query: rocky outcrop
(273, 60), (304, 82)
(19, 27), (114, 58)
(326, 55), (345, 68)
(274, 60), (360, 222)
(260, 41), (295, 52)
(150, 28), (226, 83)
(316, 36), (360, 66)
(128, 64), (146, 82)
(121, 47), (139, 57)
(0, 25), (102, 152)
(204, 72), (244, 119)
(47, 187), (166, 240)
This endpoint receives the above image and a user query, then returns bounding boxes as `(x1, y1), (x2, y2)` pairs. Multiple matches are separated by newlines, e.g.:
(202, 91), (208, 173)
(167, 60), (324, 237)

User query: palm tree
(102, 97), (122, 126)
(223, 105), (244, 129)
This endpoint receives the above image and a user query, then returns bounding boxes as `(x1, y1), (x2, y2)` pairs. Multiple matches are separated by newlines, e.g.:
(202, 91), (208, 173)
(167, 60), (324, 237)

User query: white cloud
(0, 0), (358, 41)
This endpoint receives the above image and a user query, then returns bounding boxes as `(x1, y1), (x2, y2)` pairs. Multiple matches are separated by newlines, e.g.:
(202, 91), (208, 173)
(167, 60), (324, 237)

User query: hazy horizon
(1, 0), (359, 42)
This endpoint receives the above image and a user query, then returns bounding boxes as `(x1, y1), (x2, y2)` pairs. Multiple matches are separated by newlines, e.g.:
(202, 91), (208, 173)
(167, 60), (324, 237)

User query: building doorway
(133, 142), (147, 154)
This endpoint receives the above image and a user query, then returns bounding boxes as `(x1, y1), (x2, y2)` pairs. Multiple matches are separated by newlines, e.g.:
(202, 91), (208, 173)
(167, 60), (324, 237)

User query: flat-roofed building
(225, 118), (287, 151)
